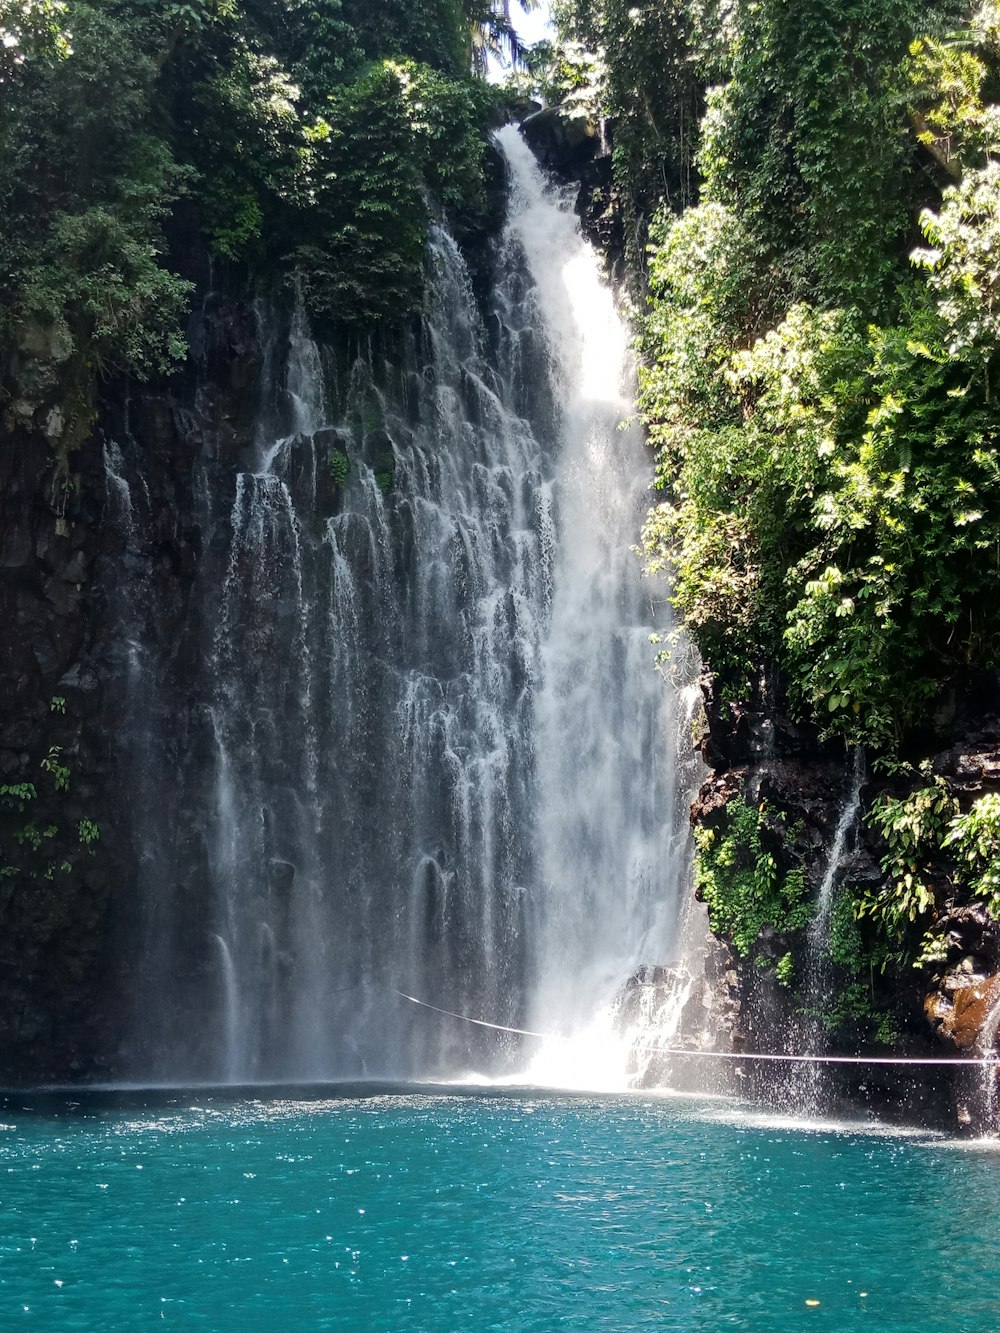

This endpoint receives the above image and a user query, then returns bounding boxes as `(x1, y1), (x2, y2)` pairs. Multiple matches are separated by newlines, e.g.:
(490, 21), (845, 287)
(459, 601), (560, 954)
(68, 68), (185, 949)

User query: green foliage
(829, 886), (870, 972)
(465, 0), (539, 73)
(279, 0), (363, 106)
(850, 772), (999, 973)
(187, 43), (303, 264)
(915, 162), (1000, 367)
(609, 0), (1000, 757)
(641, 286), (855, 695)
(329, 449), (350, 487)
(0, 727), (101, 882)
(555, 0), (713, 252)
(699, 0), (930, 312)
(943, 791), (1000, 913)
(517, 36), (603, 109)
(839, 783), (1000, 976)
(78, 817), (100, 846)
(1, 2), (192, 376)
(341, 0), (538, 77)
(642, 235), (1000, 750)
(342, 0), (467, 73)
(802, 887), (900, 1040)
(906, 17), (1000, 178)
(0, 782), (38, 807)
(694, 798), (813, 961)
(862, 776), (959, 932)
(15, 821), (56, 852)
(783, 291), (1000, 750)
(22, 203), (192, 374)
(0, 0), (72, 81)
(1, 0), (502, 387)
(296, 60), (495, 326)
(775, 951), (795, 988)
(815, 978), (899, 1045)
(40, 745), (70, 792)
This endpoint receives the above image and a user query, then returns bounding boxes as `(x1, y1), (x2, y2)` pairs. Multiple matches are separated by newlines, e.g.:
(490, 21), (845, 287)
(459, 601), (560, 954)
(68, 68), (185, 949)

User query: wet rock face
(0, 162), (516, 1083)
(688, 660), (1000, 1129)
(520, 107), (600, 178)
(926, 972), (1000, 1050)
(615, 937), (742, 1093)
(924, 924), (1000, 1052)
(0, 281), (277, 1082)
(0, 334), (122, 1078)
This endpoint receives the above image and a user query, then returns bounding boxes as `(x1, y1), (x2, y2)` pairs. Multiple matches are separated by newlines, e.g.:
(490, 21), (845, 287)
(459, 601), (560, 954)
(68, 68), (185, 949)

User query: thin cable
(623, 1048), (997, 1068)
(395, 990), (999, 1068)
(395, 991), (555, 1040)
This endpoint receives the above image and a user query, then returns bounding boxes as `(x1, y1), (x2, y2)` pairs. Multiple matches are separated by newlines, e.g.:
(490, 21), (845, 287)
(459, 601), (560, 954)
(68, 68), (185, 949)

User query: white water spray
(499, 126), (692, 1087)
(811, 747), (865, 944)
(113, 126), (697, 1088)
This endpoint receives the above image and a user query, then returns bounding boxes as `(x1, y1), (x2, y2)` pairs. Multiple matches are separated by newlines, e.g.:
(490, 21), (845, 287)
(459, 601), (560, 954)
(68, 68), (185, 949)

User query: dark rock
(520, 107), (599, 178)
(926, 973), (1000, 1049)
(501, 96), (542, 124)
(58, 549), (88, 583)
(0, 528), (33, 568)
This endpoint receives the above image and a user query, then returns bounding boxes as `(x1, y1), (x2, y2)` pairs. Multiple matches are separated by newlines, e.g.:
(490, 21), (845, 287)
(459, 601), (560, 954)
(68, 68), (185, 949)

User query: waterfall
(212, 934), (241, 1084)
(110, 127), (694, 1086)
(102, 440), (136, 542)
(811, 747), (865, 946)
(795, 748), (865, 1110)
(497, 126), (689, 1086)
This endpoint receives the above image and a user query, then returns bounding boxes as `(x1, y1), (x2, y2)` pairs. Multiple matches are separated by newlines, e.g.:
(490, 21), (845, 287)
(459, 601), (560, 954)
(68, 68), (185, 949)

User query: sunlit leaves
(915, 161), (1000, 359)
(0, 0), (71, 84)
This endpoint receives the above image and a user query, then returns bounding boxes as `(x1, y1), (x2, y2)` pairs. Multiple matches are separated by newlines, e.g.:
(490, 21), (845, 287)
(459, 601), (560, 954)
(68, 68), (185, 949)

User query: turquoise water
(1, 1087), (999, 1331)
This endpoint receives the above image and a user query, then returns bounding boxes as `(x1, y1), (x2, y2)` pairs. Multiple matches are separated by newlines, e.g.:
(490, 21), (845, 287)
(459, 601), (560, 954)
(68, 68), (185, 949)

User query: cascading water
(795, 748), (866, 1109)
(106, 125), (696, 1086)
(810, 748), (865, 948)
(498, 127), (693, 1087)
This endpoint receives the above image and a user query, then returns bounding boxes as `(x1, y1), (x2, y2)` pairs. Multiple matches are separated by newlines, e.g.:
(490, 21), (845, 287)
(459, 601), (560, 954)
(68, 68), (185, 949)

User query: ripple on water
(0, 1089), (997, 1332)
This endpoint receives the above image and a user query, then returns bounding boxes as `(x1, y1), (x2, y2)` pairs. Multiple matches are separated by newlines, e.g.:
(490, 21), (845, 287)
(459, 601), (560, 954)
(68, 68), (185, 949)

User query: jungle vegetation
(0, 0), (538, 377)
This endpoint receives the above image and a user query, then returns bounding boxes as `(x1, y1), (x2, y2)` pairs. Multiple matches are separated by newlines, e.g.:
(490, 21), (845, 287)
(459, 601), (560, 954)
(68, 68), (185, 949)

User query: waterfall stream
(795, 748), (866, 1110)
(810, 748), (866, 948)
(107, 128), (694, 1086)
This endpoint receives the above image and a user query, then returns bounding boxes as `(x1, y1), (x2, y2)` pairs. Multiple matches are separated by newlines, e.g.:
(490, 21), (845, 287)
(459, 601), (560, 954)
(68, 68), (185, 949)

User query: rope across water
(395, 991), (1000, 1069)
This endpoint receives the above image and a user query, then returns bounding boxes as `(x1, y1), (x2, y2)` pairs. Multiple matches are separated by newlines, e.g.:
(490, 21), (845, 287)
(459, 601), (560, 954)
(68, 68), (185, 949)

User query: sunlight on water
(509, 1010), (630, 1093)
(2, 1089), (999, 1332)
(560, 250), (628, 404)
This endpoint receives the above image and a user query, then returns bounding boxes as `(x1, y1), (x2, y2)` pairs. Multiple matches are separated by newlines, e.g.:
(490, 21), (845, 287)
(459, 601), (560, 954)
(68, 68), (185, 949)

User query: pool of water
(1, 1085), (998, 1330)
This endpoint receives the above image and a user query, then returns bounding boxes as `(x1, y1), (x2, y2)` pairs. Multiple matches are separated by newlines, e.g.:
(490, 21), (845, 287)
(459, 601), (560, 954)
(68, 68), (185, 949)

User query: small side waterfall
(212, 934), (241, 1084)
(810, 748), (866, 949)
(795, 748), (866, 1109)
(106, 125), (696, 1086)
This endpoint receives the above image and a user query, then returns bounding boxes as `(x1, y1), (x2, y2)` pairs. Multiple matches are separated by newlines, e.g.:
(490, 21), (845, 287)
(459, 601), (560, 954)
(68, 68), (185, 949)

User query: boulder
(926, 972), (1000, 1050)
(520, 106), (599, 177)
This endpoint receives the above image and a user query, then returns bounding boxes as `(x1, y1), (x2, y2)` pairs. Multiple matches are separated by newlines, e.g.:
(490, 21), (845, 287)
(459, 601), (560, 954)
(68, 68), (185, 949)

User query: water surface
(1, 1088), (997, 1330)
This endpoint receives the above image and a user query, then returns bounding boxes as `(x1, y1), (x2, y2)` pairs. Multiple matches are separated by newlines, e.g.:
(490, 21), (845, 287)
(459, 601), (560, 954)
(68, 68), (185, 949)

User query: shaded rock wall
(0, 343), (120, 1080)
(0, 275), (315, 1079)
(687, 663), (1000, 1129)
(0, 175), (508, 1083)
